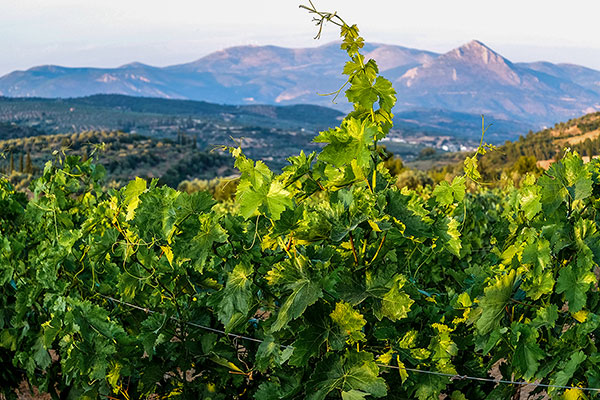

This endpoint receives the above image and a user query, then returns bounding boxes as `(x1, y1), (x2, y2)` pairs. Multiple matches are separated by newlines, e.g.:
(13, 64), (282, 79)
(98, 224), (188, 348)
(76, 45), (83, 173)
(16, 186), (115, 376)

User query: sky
(1, 0), (600, 76)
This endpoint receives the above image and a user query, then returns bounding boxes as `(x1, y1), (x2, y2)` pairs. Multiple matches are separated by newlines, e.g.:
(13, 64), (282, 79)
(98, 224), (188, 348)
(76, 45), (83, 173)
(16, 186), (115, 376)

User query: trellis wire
(99, 295), (599, 393)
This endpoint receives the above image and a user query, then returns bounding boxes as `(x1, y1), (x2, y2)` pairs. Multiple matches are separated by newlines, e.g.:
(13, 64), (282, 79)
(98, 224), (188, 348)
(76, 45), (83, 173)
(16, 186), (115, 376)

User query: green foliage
(1, 6), (600, 400)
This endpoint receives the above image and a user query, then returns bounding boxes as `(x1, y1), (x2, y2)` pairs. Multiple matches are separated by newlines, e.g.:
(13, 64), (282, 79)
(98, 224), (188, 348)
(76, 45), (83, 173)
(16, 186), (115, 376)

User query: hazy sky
(1, 0), (600, 76)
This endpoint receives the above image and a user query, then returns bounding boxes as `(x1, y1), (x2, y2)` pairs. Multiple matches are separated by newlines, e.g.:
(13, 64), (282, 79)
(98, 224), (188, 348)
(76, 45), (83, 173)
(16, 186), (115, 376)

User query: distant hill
(0, 131), (235, 190)
(411, 111), (600, 178)
(0, 95), (346, 170)
(0, 121), (44, 140)
(0, 94), (344, 133)
(1, 40), (600, 138)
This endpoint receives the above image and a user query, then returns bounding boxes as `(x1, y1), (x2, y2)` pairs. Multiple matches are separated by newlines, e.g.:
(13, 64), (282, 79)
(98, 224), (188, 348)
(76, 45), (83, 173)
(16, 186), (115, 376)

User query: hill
(0, 94), (343, 136)
(0, 131), (235, 191)
(0, 95), (500, 164)
(411, 111), (600, 181)
(0, 121), (44, 140)
(0, 95), (348, 169)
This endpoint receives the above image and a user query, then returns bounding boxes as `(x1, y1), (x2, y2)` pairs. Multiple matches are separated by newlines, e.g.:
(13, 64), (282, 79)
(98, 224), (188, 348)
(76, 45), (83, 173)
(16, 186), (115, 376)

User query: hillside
(0, 94), (343, 136)
(0, 95), (493, 163)
(0, 131), (235, 190)
(413, 111), (600, 181)
(0, 95), (349, 169)
(0, 121), (44, 140)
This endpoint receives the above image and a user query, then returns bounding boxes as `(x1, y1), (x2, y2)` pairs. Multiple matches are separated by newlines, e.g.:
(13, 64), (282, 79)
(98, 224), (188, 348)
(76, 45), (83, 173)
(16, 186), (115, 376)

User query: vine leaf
(538, 152), (593, 212)
(314, 118), (378, 168)
(379, 279), (413, 322)
(476, 270), (516, 334)
(122, 177), (147, 221)
(551, 351), (586, 390)
(271, 278), (322, 332)
(342, 389), (368, 400)
(214, 263), (254, 331)
(330, 302), (366, 343)
(234, 151), (292, 221)
(306, 352), (387, 400)
(512, 323), (545, 380)
(556, 264), (596, 313)
(432, 176), (466, 207)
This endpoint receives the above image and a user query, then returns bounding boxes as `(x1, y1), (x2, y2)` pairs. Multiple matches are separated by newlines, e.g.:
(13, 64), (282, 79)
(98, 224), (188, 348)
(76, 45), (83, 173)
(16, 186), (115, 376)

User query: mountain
(0, 42), (436, 105)
(1, 40), (600, 138)
(516, 61), (600, 96)
(394, 40), (600, 123)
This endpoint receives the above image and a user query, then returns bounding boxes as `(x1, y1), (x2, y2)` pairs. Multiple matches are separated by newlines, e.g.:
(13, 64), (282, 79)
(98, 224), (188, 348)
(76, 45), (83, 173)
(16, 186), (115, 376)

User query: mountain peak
(119, 62), (151, 69)
(398, 39), (523, 89)
(463, 39), (492, 51)
(445, 40), (508, 66)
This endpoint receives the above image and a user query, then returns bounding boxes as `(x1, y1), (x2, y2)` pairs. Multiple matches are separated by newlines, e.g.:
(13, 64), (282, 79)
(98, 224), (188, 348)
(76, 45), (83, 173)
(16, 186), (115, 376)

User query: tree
(25, 151), (32, 174)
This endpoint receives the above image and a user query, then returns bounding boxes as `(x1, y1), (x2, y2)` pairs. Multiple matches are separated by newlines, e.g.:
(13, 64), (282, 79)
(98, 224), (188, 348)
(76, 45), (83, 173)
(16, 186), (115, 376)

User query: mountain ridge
(1, 40), (600, 132)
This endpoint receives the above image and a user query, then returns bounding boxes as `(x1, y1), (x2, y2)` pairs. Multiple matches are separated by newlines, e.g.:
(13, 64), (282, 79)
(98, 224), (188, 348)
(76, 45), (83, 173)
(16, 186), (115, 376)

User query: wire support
(98, 294), (599, 392)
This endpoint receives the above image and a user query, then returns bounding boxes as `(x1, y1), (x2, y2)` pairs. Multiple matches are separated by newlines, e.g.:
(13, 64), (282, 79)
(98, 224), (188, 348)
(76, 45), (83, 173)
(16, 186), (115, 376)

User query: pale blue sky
(1, 0), (599, 76)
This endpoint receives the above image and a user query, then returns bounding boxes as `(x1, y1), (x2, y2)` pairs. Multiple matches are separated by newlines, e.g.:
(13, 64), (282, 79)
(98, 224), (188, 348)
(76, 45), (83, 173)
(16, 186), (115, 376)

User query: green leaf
(522, 239), (551, 272)
(519, 184), (541, 220)
(521, 240), (554, 299)
(254, 376), (302, 400)
(552, 351), (586, 388)
(512, 323), (545, 380)
(430, 323), (458, 362)
(523, 271), (555, 301)
(265, 180), (293, 221)
(463, 155), (481, 181)
(433, 176), (466, 207)
(538, 152), (593, 212)
(271, 278), (322, 332)
(33, 336), (51, 370)
(437, 217), (462, 257)
(58, 229), (82, 253)
(342, 390), (368, 400)
(372, 77), (396, 114)
(476, 270), (516, 334)
(330, 302), (367, 343)
(306, 352), (387, 400)
(315, 118), (378, 168)
(531, 305), (559, 329)
(181, 214), (228, 272)
(215, 264), (254, 331)
(289, 304), (345, 366)
(345, 75), (378, 110)
(380, 280), (414, 322)
(556, 264), (596, 313)
(563, 153), (593, 201)
(122, 177), (147, 221)
(234, 153), (292, 221)
(255, 336), (291, 372)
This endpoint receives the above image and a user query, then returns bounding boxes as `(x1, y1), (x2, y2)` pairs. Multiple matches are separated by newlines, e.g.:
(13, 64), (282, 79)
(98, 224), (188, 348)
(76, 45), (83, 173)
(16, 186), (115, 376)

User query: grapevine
(0, 4), (599, 400)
